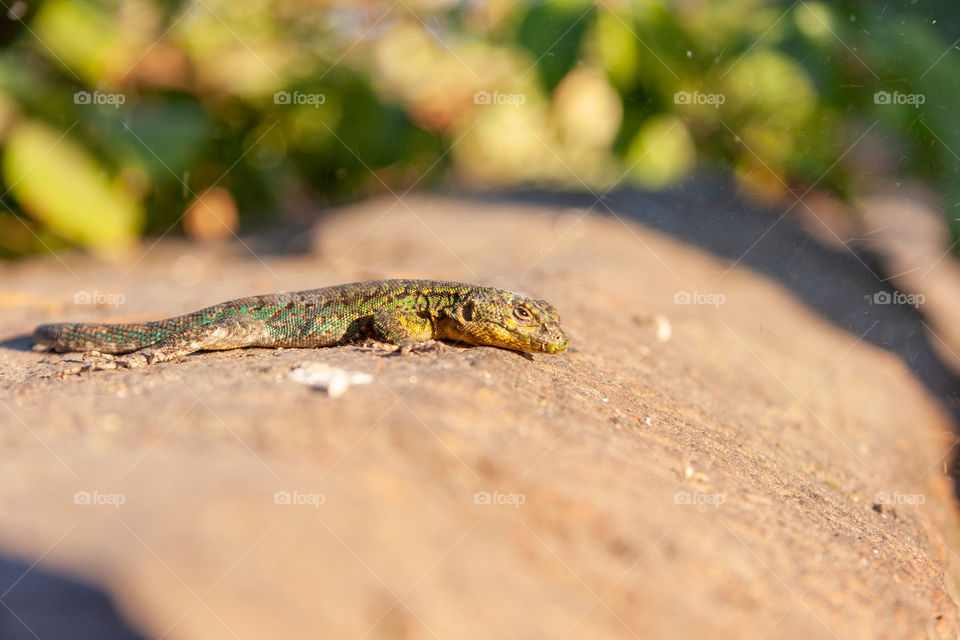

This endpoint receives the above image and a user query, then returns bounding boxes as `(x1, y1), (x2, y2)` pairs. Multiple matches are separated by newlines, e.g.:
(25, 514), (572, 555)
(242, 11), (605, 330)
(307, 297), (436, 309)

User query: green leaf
(626, 114), (695, 189)
(516, 1), (594, 91)
(3, 120), (143, 254)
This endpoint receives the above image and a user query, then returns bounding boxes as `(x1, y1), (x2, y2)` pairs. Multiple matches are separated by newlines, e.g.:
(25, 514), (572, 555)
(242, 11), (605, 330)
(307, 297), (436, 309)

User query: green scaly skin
(33, 279), (569, 372)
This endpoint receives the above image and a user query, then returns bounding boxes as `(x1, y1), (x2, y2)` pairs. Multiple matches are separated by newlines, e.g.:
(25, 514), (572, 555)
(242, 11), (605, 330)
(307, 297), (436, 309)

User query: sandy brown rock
(0, 195), (958, 639)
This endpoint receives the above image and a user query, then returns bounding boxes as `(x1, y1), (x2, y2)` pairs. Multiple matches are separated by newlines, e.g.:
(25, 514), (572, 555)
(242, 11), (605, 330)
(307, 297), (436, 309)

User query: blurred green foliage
(0, 0), (955, 257)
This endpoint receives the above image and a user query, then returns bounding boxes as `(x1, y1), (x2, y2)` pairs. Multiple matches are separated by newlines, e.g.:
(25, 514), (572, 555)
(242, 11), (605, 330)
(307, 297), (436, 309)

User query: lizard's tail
(33, 321), (171, 354)
(33, 323), (68, 351)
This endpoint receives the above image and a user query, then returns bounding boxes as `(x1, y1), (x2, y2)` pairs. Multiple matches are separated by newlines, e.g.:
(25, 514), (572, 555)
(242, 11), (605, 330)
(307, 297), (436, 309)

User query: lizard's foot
(356, 340), (393, 353)
(82, 350), (115, 362)
(52, 350), (155, 377)
(397, 339), (446, 356)
(55, 357), (119, 377)
(113, 351), (153, 369)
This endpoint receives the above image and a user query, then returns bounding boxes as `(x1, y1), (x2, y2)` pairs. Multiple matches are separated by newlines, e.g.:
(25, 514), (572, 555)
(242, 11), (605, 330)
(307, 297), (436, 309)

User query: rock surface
(0, 195), (958, 639)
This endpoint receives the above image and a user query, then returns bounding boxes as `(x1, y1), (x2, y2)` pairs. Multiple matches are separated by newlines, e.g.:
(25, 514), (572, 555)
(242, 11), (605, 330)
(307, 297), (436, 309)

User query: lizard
(33, 279), (569, 372)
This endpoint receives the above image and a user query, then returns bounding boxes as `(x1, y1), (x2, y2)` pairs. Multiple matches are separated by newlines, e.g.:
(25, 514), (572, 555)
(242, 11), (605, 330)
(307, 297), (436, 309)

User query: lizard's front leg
(371, 310), (440, 354)
(58, 315), (267, 374)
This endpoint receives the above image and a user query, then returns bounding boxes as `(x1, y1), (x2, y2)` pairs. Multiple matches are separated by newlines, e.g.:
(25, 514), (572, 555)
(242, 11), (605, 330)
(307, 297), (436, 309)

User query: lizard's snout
(536, 326), (568, 353)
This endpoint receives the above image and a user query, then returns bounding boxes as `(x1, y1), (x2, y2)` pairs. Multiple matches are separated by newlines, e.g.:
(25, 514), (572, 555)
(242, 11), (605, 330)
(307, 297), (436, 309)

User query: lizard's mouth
(536, 339), (569, 354)
(502, 329), (569, 354)
(526, 335), (568, 354)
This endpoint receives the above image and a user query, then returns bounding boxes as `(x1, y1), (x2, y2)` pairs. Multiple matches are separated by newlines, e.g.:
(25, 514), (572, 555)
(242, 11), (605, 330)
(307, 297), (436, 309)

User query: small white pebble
(288, 362), (373, 396)
(654, 314), (672, 343)
(326, 374), (350, 398)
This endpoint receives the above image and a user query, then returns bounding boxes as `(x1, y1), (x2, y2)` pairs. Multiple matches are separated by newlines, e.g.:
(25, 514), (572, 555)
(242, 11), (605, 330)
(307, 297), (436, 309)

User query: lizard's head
(445, 289), (569, 354)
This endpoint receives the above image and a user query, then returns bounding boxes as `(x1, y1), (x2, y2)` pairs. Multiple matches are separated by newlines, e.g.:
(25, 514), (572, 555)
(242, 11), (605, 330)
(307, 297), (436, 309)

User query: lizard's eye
(512, 306), (533, 322)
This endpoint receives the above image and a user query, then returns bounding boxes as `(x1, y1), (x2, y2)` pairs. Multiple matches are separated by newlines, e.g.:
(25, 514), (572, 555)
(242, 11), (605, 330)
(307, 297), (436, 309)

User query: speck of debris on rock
(287, 362), (373, 397)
